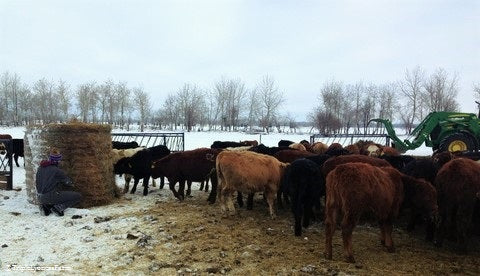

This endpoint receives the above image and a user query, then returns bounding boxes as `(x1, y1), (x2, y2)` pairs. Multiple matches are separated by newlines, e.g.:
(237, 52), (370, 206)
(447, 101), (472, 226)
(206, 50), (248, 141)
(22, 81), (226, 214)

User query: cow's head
(0, 142), (6, 155)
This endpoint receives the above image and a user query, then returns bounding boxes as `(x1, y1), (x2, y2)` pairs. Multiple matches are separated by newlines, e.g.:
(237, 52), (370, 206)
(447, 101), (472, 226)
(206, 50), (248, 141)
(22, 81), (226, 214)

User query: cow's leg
(186, 181), (192, 197)
(160, 176), (165, 189)
(303, 198), (313, 229)
(151, 178), (156, 187)
(123, 174), (132, 194)
(247, 193), (254, 210)
(324, 205), (337, 260)
(293, 198), (303, 236)
(266, 191), (277, 219)
(199, 181), (205, 191)
(237, 192), (244, 207)
(142, 176), (150, 196)
(205, 177), (209, 192)
(226, 192), (236, 216)
(13, 154), (20, 167)
(341, 214), (356, 263)
(168, 180), (180, 199)
(383, 221), (395, 253)
(220, 187), (234, 217)
(456, 201), (475, 253)
(130, 178), (140, 194)
(207, 170), (218, 204)
(178, 180), (186, 201)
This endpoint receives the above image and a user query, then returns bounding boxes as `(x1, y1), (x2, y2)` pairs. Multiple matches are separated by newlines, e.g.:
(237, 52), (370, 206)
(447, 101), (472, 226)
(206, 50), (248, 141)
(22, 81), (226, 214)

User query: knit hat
(49, 148), (62, 163)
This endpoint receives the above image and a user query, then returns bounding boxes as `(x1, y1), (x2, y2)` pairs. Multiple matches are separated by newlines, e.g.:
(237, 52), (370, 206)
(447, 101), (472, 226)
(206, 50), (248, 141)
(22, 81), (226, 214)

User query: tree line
(0, 67), (475, 134)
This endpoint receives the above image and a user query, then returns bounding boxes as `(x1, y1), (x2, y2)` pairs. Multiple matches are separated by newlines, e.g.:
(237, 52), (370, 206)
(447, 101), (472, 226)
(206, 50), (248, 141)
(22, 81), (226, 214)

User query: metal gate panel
(0, 138), (13, 190)
(111, 132), (184, 152)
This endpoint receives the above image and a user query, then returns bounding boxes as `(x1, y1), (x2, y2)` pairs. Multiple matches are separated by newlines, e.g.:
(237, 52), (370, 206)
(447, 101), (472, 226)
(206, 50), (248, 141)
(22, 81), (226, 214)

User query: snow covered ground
(0, 126), (434, 274)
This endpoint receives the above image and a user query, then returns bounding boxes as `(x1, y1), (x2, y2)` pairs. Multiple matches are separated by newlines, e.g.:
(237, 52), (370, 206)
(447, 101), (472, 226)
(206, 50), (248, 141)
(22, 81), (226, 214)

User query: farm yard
(0, 127), (479, 275)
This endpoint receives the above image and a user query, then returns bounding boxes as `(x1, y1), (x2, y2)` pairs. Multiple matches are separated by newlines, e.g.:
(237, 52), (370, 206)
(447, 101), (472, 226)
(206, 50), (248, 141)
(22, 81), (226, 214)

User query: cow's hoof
(386, 246), (395, 253)
(324, 252), (332, 260)
(345, 256), (355, 263)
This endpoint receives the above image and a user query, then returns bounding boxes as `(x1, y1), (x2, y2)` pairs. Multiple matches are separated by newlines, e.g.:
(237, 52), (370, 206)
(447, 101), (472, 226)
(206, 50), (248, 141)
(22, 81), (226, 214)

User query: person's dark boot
(51, 206), (64, 216)
(39, 204), (52, 216)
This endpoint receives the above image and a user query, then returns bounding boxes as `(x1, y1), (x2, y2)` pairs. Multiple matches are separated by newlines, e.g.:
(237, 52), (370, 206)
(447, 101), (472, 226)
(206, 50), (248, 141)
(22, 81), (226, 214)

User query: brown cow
(324, 162), (438, 263)
(289, 143), (306, 151)
(273, 149), (315, 164)
(151, 148), (221, 200)
(311, 142), (328, 154)
(322, 154), (391, 177)
(216, 150), (288, 218)
(435, 158), (480, 252)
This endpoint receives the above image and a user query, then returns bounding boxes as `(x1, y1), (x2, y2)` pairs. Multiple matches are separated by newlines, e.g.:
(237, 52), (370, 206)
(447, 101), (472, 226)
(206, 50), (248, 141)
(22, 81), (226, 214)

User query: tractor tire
(438, 133), (476, 153)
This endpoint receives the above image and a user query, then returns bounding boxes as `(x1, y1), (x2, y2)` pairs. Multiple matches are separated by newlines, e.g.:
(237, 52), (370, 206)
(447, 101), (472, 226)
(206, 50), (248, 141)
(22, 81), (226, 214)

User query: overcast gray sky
(1, 0), (479, 120)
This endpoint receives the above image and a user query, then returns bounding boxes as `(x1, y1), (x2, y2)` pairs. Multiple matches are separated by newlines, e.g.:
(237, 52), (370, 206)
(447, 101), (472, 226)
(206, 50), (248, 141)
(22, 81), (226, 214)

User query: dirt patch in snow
(73, 190), (480, 275)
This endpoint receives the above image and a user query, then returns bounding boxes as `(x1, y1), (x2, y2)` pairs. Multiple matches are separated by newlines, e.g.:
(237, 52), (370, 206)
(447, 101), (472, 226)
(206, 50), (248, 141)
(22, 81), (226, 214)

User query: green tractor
(369, 111), (480, 153)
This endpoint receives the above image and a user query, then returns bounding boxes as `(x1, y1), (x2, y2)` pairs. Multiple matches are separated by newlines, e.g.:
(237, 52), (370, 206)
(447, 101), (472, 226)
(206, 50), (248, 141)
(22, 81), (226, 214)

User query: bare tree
(256, 75), (284, 133)
(177, 83), (205, 132)
(398, 66), (424, 134)
(246, 90), (260, 131)
(56, 80), (71, 122)
(98, 80), (114, 124)
(422, 68), (459, 112)
(32, 78), (56, 123)
(133, 87), (151, 132)
(115, 82), (131, 129)
(162, 93), (181, 130)
(76, 82), (94, 122)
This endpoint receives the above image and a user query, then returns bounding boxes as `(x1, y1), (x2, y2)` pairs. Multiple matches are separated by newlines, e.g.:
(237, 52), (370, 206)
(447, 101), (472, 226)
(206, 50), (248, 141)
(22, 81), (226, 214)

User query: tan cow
(216, 150), (288, 218)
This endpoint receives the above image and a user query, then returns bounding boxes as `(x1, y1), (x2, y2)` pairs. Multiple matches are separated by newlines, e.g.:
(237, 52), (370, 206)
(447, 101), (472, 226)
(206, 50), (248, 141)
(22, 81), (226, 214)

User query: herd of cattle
(111, 138), (480, 263)
(1, 134), (479, 263)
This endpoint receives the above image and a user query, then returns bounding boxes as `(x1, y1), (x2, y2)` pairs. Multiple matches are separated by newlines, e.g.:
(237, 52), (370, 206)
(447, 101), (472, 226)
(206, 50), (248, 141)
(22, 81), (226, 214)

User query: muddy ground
(77, 187), (480, 275)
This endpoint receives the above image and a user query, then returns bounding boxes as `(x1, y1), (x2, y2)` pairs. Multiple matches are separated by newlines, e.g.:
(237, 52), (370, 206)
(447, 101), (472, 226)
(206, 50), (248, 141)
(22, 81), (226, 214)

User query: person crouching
(36, 148), (82, 216)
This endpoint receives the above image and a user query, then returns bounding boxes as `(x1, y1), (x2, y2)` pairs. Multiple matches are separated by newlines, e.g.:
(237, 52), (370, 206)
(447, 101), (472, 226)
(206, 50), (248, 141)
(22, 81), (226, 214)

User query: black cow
(112, 141), (139, 150)
(283, 158), (324, 236)
(278, 140), (294, 147)
(12, 139), (24, 167)
(210, 141), (248, 149)
(114, 150), (152, 196)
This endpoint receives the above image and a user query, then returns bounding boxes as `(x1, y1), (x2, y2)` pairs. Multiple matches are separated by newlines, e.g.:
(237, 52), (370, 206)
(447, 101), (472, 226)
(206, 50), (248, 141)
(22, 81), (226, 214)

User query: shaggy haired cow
(435, 158), (480, 252)
(324, 162), (438, 263)
(311, 142), (328, 154)
(216, 150), (288, 218)
(288, 143), (307, 151)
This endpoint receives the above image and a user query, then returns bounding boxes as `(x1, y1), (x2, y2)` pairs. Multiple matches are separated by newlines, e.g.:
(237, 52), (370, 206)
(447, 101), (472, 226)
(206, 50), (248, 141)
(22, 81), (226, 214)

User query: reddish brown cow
(435, 158), (480, 252)
(151, 148), (222, 200)
(344, 144), (360, 154)
(216, 150), (288, 218)
(379, 146), (400, 156)
(322, 154), (391, 177)
(324, 162), (438, 263)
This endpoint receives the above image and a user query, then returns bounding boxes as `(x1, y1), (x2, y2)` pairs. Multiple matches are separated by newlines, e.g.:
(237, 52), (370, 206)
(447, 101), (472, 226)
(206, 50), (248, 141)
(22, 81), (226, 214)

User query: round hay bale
(25, 122), (120, 207)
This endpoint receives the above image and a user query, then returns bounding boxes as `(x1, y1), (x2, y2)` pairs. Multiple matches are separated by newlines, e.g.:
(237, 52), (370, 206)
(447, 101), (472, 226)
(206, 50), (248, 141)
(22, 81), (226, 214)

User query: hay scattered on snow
(25, 121), (120, 207)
